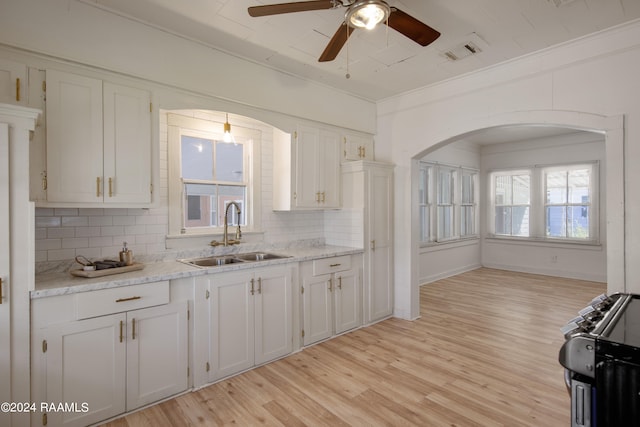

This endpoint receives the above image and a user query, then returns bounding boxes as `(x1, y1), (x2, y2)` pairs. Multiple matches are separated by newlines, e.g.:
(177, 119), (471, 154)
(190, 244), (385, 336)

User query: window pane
(546, 206), (567, 237)
(462, 174), (474, 204)
(495, 206), (512, 235)
(181, 136), (213, 180)
(568, 168), (590, 204)
(419, 167), (429, 204)
(420, 206), (430, 242)
(512, 206), (530, 236)
(218, 185), (246, 226)
(461, 206), (474, 236)
(216, 142), (244, 182)
(546, 171), (567, 204)
(568, 206), (590, 238)
(438, 206), (453, 240)
(184, 183), (217, 228)
(512, 175), (530, 205)
(438, 170), (452, 204)
(494, 175), (512, 205)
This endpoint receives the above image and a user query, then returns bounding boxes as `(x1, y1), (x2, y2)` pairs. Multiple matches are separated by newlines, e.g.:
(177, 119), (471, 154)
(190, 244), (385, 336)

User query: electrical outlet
(550, 255), (558, 263)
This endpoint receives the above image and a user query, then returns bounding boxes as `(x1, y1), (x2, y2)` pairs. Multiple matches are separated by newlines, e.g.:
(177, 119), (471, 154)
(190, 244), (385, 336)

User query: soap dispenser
(119, 241), (133, 266)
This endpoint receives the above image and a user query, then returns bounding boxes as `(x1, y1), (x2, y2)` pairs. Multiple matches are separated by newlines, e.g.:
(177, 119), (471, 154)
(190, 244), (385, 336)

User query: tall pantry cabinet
(342, 161), (394, 323)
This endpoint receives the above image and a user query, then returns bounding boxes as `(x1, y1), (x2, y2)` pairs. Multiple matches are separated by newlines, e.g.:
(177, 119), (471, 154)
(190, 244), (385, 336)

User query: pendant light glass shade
(223, 113), (234, 143)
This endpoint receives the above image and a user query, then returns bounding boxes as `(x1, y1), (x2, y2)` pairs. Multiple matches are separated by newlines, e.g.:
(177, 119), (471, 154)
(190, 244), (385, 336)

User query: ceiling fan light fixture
(346, 0), (390, 30)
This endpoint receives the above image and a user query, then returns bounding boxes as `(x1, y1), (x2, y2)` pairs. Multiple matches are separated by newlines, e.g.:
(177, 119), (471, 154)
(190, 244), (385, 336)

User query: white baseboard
(481, 262), (606, 283)
(419, 263), (482, 286)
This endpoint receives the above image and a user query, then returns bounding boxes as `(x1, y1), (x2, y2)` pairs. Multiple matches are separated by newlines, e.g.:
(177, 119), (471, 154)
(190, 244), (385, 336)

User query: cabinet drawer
(75, 281), (170, 319)
(312, 255), (351, 276)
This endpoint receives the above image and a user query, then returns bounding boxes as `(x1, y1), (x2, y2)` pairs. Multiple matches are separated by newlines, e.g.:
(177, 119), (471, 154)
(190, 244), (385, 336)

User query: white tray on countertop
(70, 263), (144, 278)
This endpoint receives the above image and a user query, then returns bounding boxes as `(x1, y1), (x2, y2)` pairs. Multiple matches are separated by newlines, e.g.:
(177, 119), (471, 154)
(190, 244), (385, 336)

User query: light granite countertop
(33, 245), (363, 299)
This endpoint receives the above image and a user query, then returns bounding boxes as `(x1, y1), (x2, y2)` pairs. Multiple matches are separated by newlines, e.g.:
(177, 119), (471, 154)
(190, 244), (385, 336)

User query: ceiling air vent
(442, 32), (487, 61)
(443, 41), (482, 61)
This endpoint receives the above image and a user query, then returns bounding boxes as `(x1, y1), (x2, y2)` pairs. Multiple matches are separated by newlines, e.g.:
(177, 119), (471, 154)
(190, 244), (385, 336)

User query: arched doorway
(398, 111), (624, 320)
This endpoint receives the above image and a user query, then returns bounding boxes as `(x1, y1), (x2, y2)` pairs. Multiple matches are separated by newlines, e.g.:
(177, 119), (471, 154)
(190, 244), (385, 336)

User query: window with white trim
(493, 171), (531, 237)
(419, 162), (479, 244)
(489, 163), (598, 242)
(168, 113), (260, 236)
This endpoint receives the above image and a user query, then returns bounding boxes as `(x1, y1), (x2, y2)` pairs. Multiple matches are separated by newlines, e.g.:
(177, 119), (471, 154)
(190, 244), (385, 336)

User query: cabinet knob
(108, 177), (113, 197)
(257, 277), (262, 294)
(96, 177), (101, 197)
(338, 276), (342, 290)
(0, 277), (3, 304)
(16, 78), (20, 102)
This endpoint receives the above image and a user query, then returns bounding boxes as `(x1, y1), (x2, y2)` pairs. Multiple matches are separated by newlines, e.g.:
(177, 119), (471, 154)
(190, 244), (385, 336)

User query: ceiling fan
(248, 0), (441, 62)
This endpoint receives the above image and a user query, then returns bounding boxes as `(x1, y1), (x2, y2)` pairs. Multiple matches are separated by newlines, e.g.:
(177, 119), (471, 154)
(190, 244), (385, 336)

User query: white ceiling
(80, 0), (640, 102)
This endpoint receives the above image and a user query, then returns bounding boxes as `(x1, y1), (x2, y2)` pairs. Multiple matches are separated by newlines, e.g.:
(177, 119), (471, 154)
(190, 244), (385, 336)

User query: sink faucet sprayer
(210, 201), (242, 247)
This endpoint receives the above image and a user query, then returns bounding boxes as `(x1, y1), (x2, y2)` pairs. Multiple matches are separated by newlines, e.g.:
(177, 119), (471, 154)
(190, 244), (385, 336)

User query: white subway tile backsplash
(35, 216), (61, 228)
(61, 238), (89, 249)
(61, 216), (88, 227)
(100, 226), (125, 236)
(75, 227), (102, 237)
(113, 216), (136, 226)
(89, 216), (113, 227)
(79, 208), (105, 216)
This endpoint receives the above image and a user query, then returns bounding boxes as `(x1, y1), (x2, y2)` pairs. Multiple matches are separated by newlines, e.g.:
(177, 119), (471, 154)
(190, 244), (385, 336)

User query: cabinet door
(254, 266), (293, 365)
(209, 271), (254, 381)
(44, 314), (126, 427)
(0, 59), (27, 105)
(103, 83), (151, 204)
(295, 125), (321, 208)
(319, 129), (341, 208)
(343, 134), (374, 161)
(46, 69), (103, 203)
(126, 302), (188, 410)
(368, 167), (394, 322)
(334, 268), (361, 335)
(302, 272), (333, 346)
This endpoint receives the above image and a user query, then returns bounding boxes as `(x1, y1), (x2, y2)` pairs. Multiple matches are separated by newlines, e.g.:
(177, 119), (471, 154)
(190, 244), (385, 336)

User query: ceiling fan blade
(248, 1), (338, 17)
(319, 22), (353, 62)
(386, 8), (441, 46)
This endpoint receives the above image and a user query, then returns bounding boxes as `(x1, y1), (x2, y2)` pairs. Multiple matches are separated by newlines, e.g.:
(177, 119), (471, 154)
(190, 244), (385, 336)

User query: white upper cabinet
(342, 133), (374, 162)
(273, 124), (341, 210)
(0, 59), (27, 106)
(44, 69), (152, 207)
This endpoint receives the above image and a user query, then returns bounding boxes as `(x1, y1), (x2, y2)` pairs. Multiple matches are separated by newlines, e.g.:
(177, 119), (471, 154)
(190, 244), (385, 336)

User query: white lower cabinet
(194, 264), (293, 385)
(302, 255), (361, 346)
(31, 282), (188, 427)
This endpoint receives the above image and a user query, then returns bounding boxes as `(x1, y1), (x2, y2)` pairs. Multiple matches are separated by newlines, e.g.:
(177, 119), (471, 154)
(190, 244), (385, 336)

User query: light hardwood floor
(101, 268), (605, 426)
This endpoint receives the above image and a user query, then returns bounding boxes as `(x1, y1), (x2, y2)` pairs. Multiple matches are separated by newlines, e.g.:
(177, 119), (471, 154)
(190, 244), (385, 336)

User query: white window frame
(419, 161), (479, 245)
(488, 162), (599, 244)
(167, 112), (261, 237)
(490, 169), (532, 238)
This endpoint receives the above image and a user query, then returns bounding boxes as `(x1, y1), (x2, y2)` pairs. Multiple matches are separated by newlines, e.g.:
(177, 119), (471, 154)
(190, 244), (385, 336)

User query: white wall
(378, 20), (638, 319)
(480, 133), (607, 282)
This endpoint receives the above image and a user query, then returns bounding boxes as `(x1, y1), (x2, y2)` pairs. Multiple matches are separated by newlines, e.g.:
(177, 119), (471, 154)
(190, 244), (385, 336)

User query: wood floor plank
(100, 268), (605, 426)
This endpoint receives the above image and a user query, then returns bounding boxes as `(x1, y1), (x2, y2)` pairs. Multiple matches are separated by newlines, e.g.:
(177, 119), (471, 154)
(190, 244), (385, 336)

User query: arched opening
(398, 111), (624, 319)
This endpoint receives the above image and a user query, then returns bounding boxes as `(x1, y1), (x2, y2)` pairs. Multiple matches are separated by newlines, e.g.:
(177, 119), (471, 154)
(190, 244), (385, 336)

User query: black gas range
(559, 293), (640, 427)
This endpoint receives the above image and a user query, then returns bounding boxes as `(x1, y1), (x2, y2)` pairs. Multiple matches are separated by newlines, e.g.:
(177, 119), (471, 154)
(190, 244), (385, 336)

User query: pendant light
(223, 113), (235, 143)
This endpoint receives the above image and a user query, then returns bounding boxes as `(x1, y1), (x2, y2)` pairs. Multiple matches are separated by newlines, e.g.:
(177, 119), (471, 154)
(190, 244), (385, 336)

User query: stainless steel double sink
(180, 252), (290, 268)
